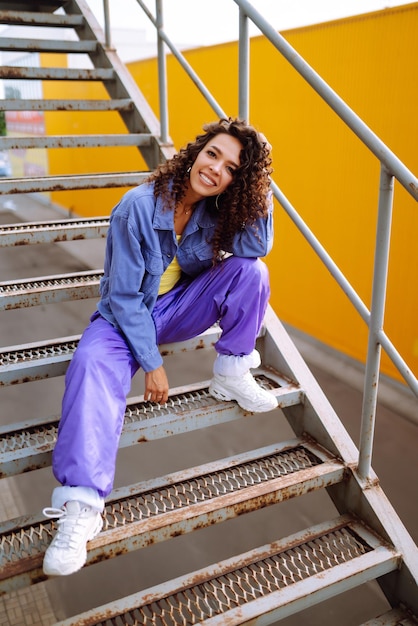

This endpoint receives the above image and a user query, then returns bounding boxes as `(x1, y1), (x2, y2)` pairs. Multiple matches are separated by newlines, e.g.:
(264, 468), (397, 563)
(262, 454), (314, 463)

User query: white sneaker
(209, 371), (278, 413)
(43, 500), (103, 576)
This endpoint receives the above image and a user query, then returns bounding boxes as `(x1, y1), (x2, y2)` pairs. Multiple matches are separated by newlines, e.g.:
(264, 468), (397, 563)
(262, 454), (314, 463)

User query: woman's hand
(144, 365), (169, 404)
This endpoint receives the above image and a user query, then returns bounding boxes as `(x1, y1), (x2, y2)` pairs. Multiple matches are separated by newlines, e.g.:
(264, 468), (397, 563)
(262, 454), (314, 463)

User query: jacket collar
(153, 195), (217, 232)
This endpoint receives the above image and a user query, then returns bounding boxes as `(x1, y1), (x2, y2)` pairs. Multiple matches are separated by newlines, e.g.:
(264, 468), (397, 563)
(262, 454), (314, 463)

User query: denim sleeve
(230, 193), (274, 258)
(107, 214), (163, 372)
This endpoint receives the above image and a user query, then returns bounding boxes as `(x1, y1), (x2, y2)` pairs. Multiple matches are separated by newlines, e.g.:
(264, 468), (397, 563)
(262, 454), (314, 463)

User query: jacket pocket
(142, 247), (164, 275)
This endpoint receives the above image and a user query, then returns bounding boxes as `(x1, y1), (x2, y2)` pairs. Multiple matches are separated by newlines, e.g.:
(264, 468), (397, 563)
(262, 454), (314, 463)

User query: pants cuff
(213, 349), (261, 376)
(51, 486), (105, 512)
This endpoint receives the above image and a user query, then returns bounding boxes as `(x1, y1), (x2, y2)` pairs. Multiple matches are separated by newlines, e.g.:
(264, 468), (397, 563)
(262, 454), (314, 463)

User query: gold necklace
(175, 204), (193, 216)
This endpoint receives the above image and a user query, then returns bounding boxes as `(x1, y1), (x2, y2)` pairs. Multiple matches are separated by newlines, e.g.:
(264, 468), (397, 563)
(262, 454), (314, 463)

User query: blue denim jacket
(97, 182), (274, 371)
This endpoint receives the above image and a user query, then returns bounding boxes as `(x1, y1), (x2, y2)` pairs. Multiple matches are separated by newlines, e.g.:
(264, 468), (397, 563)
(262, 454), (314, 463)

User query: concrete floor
(1, 194), (417, 625)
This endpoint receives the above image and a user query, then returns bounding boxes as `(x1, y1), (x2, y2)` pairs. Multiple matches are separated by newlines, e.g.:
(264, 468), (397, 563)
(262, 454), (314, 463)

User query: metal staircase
(0, 1), (417, 624)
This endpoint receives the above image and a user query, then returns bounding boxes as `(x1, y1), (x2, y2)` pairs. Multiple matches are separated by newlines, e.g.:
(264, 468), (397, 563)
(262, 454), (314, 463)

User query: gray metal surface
(0, 440), (344, 594)
(0, 269), (102, 310)
(0, 216), (109, 246)
(0, 66), (114, 81)
(54, 516), (399, 626)
(0, 134), (153, 150)
(0, 8), (84, 27)
(0, 98), (134, 112)
(0, 37), (97, 53)
(0, 172), (148, 194)
(0, 335), (80, 386)
(0, 373), (301, 477)
(0, 326), (225, 386)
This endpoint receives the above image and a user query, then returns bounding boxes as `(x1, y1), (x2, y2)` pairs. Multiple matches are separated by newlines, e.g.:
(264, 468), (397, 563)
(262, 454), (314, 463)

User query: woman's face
(188, 133), (242, 200)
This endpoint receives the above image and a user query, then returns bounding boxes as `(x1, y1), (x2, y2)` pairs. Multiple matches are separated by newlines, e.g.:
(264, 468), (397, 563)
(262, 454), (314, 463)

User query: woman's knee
(225, 256), (270, 288)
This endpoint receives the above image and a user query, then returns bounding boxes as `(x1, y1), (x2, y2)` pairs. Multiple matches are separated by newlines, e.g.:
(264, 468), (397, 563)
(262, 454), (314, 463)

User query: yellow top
(158, 235), (182, 295)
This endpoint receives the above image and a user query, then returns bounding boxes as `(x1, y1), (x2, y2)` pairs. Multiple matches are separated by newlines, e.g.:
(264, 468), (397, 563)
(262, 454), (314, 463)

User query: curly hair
(146, 117), (273, 263)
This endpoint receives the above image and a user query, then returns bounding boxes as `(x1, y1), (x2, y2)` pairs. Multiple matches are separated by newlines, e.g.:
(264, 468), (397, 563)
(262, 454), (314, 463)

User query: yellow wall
(45, 4), (418, 382)
(42, 55), (148, 215)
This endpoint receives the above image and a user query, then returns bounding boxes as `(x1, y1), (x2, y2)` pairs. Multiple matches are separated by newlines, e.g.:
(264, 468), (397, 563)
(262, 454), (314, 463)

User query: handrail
(101, 0), (417, 478)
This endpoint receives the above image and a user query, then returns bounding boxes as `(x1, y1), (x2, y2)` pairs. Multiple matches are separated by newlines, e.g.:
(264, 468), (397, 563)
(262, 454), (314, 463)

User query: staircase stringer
(261, 306), (418, 615)
(66, 0), (176, 169)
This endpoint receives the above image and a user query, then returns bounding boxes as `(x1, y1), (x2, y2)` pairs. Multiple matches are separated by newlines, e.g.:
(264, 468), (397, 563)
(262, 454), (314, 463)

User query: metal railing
(101, 0), (418, 478)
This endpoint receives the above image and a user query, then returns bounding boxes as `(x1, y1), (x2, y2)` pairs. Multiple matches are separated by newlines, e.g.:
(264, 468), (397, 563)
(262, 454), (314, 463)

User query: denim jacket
(97, 182), (274, 372)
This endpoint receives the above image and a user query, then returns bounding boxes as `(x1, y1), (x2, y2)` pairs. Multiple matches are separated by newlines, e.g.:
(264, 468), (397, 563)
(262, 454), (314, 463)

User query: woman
(43, 117), (278, 576)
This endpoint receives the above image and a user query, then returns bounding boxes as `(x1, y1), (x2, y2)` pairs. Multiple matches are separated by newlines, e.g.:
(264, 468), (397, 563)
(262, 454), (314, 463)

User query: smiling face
(187, 133), (243, 201)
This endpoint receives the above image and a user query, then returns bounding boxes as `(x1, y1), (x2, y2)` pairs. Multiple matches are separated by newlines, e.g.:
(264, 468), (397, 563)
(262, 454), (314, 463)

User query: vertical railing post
(103, 0), (111, 49)
(156, 0), (169, 143)
(238, 6), (249, 121)
(358, 165), (394, 478)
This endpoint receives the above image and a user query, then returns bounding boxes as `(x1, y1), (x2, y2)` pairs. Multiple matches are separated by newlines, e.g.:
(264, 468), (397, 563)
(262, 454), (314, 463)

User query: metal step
(0, 9), (84, 28)
(0, 171), (148, 194)
(0, 372), (301, 477)
(0, 216), (109, 246)
(0, 36), (97, 53)
(0, 326), (222, 386)
(360, 608), (418, 625)
(51, 515), (399, 626)
(0, 439), (345, 594)
(0, 269), (102, 310)
(0, 66), (114, 81)
(0, 0), (65, 10)
(0, 334), (79, 386)
(0, 98), (134, 112)
(0, 133), (153, 150)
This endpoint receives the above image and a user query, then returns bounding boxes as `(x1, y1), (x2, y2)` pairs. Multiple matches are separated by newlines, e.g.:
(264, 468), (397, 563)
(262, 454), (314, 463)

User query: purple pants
(52, 256), (270, 497)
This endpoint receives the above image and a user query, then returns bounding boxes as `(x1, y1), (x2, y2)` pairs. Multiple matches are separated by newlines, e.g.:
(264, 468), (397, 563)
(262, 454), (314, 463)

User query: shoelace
(43, 506), (91, 549)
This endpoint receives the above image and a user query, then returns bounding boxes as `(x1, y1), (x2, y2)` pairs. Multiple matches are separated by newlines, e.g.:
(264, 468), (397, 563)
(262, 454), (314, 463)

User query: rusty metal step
(0, 98), (134, 112)
(0, 66), (114, 81)
(0, 321), (236, 385)
(0, 171), (148, 194)
(0, 9), (84, 28)
(51, 515), (399, 626)
(0, 133), (153, 150)
(0, 1), (66, 12)
(0, 37), (97, 53)
(0, 325), (221, 386)
(0, 269), (102, 310)
(0, 371), (301, 478)
(0, 438), (345, 594)
(0, 334), (80, 385)
(0, 216), (109, 247)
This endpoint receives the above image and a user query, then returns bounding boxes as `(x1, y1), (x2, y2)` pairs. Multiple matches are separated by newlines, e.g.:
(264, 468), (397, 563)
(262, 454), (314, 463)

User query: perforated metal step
(0, 335), (80, 385)
(0, 269), (102, 310)
(54, 515), (399, 626)
(0, 217), (109, 246)
(0, 133), (153, 150)
(0, 439), (345, 594)
(0, 98), (134, 112)
(0, 371), (301, 478)
(0, 171), (148, 194)
(0, 326), (225, 386)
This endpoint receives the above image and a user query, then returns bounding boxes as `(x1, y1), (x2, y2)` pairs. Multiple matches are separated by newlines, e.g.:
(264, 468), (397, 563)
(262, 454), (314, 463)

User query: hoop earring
(186, 166), (191, 177)
(215, 194), (222, 210)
